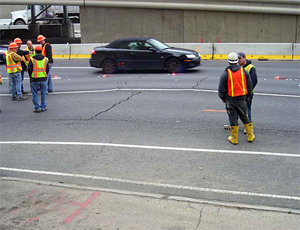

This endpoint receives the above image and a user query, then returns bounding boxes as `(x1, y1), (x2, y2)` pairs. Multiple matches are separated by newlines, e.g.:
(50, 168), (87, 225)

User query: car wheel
(102, 59), (117, 74)
(165, 58), (182, 73)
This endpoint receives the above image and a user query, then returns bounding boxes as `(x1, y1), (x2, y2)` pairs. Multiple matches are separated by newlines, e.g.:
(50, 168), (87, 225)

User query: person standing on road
(37, 35), (53, 93)
(14, 38), (32, 95)
(224, 52), (258, 132)
(237, 52), (258, 122)
(5, 42), (27, 101)
(218, 52), (255, 145)
(25, 40), (35, 63)
(28, 46), (49, 113)
(5, 41), (14, 93)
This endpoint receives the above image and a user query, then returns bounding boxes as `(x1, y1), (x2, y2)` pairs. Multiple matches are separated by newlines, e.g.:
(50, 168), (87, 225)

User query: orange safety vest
(41, 43), (53, 58)
(227, 68), (248, 97)
(31, 57), (48, 78)
(5, 51), (22, 73)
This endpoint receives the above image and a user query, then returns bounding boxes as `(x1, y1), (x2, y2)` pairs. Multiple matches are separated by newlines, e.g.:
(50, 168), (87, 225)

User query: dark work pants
(226, 99), (250, 126)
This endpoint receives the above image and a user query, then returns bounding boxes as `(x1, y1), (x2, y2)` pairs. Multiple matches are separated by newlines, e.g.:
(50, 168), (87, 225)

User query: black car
(0, 45), (8, 64)
(89, 37), (201, 73)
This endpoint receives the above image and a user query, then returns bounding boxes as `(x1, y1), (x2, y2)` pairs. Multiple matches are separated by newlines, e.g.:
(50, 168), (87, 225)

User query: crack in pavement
(87, 91), (142, 121)
(195, 205), (205, 230)
(192, 77), (208, 89)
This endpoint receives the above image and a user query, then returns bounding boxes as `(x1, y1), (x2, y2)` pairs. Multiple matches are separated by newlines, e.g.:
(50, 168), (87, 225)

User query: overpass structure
(0, 0), (299, 43)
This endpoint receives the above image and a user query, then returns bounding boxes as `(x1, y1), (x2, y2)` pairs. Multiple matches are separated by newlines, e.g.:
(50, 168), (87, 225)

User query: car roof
(106, 37), (154, 48)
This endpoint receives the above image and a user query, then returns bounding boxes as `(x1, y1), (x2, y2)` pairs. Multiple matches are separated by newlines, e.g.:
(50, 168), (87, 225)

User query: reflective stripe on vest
(31, 57), (48, 78)
(5, 51), (22, 73)
(245, 64), (255, 73)
(25, 47), (35, 62)
(245, 64), (255, 93)
(227, 68), (248, 97)
(42, 43), (53, 57)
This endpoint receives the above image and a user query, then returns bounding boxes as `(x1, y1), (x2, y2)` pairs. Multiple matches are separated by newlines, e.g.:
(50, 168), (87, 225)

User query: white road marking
(0, 141), (299, 157)
(0, 167), (299, 201)
(0, 88), (299, 98)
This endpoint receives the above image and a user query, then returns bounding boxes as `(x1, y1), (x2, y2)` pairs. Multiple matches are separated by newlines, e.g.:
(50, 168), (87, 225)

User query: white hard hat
(227, 52), (238, 64)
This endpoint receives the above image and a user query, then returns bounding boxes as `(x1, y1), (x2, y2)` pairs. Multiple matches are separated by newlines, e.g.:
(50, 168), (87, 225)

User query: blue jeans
(31, 81), (47, 110)
(21, 70), (25, 92)
(46, 63), (53, 91)
(247, 93), (253, 121)
(10, 72), (22, 98)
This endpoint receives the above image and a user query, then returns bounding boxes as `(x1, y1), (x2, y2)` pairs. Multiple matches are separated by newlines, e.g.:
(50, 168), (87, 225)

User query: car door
(115, 42), (136, 69)
(130, 41), (162, 69)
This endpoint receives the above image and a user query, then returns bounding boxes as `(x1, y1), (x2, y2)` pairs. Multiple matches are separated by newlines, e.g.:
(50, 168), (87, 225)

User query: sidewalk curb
(1, 176), (299, 215)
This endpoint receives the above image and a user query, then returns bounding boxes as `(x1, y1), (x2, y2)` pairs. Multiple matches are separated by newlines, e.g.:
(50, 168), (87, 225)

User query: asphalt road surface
(0, 60), (299, 210)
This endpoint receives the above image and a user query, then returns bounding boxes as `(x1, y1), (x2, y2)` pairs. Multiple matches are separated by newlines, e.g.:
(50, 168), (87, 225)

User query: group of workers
(218, 51), (258, 145)
(1, 34), (53, 113)
(1, 37), (257, 144)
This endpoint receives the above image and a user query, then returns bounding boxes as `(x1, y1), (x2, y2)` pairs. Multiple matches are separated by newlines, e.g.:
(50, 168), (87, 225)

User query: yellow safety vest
(244, 64), (255, 93)
(25, 47), (35, 62)
(31, 57), (48, 78)
(245, 64), (255, 73)
(5, 51), (22, 73)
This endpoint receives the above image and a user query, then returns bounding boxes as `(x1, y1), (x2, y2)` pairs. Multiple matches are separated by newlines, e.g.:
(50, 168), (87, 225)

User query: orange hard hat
(35, 45), (42, 51)
(14, 38), (22, 44)
(37, 35), (46, 42)
(9, 42), (18, 49)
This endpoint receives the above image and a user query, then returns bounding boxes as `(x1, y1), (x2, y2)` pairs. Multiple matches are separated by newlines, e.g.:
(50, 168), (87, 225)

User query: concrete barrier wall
(294, 44), (300, 60)
(168, 43), (214, 60)
(21, 43), (300, 60)
(213, 43), (294, 60)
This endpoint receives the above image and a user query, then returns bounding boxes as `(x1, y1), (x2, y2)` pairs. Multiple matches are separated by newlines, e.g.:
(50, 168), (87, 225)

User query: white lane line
(0, 88), (299, 98)
(1, 167), (299, 201)
(0, 141), (299, 158)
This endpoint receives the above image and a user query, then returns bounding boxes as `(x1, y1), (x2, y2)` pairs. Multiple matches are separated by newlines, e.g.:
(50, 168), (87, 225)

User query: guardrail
(21, 43), (300, 60)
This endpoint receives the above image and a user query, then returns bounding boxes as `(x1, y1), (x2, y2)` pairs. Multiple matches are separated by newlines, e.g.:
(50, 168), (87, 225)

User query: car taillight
(91, 50), (96, 55)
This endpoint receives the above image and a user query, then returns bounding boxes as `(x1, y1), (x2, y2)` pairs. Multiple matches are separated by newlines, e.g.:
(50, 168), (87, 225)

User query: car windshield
(148, 39), (169, 50)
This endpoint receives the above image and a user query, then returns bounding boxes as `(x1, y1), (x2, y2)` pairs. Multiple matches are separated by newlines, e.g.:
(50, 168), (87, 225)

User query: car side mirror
(148, 47), (157, 52)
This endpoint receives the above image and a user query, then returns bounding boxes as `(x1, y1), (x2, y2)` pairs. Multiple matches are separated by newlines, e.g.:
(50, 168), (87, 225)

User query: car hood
(164, 47), (197, 54)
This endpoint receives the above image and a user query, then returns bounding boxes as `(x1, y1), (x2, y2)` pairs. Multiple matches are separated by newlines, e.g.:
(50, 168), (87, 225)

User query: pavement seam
(1, 177), (299, 215)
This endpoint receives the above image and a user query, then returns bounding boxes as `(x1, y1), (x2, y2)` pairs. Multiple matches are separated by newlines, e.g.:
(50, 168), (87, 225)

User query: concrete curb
(2, 177), (299, 215)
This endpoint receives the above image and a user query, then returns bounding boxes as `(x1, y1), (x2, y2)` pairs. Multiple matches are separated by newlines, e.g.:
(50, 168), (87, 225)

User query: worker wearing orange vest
(28, 46), (49, 113)
(218, 52), (255, 145)
(5, 42), (28, 101)
(37, 35), (53, 93)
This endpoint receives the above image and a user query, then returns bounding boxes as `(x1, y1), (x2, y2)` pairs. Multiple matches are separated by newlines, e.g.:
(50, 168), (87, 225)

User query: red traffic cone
(200, 38), (203, 43)
(217, 38), (220, 43)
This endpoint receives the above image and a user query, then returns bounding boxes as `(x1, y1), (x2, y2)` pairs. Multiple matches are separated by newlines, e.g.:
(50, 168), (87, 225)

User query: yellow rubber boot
(228, 126), (239, 145)
(244, 122), (255, 142)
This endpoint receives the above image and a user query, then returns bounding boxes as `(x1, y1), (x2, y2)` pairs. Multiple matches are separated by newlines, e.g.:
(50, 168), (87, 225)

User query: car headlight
(186, 54), (196, 59)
